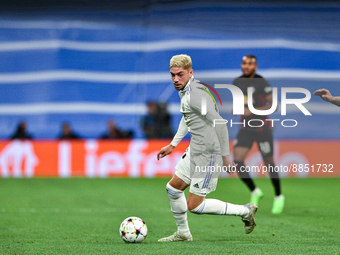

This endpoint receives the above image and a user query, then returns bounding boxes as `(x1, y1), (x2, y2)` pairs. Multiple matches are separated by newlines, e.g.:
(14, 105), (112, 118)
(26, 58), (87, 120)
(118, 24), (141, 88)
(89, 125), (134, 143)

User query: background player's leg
(234, 146), (256, 191)
(263, 156), (285, 214)
(263, 156), (281, 196)
(234, 146), (263, 205)
(257, 129), (285, 214)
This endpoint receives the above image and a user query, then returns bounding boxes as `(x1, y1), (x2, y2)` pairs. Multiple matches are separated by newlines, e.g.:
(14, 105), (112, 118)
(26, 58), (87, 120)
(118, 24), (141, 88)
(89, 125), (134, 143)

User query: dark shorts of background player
(234, 128), (274, 157)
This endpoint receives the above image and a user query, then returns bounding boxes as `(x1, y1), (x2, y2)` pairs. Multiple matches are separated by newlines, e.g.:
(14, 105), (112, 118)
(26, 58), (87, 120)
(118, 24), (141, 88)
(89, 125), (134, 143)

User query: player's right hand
(313, 88), (333, 102)
(157, 144), (175, 160)
(222, 155), (237, 175)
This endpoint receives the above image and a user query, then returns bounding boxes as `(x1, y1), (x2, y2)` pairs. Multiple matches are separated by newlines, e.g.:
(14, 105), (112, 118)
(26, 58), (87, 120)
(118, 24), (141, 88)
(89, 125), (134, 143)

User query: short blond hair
(170, 54), (192, 71)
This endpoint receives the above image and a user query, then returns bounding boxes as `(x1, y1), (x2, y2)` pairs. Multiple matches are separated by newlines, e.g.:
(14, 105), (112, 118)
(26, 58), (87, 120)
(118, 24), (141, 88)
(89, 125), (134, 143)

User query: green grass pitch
(0, 178), (339, 254)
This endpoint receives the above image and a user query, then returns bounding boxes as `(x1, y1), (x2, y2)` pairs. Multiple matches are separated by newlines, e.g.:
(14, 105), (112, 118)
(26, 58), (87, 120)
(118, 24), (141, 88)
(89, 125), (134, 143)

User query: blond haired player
(157, 54), (258, 242)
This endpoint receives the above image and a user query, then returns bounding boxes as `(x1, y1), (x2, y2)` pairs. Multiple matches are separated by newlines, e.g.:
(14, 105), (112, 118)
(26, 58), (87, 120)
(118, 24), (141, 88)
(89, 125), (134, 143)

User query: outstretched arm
(314, 88), (340, 107)
(157, 116), (188, 160)
(170, 116), (188, 147)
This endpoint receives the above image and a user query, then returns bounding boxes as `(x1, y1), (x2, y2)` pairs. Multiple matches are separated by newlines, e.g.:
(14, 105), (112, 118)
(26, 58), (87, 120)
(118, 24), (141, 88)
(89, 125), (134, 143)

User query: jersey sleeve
(170, 116), (188, 147)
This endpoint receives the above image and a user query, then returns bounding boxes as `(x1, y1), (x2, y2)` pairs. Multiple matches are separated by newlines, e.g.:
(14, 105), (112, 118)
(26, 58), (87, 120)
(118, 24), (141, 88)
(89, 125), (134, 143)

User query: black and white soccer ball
(119, 216), (147, 243)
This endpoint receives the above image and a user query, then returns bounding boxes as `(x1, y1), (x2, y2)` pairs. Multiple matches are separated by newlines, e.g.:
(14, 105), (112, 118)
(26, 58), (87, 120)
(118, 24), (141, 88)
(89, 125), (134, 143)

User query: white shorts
(175, 147), (222, 196)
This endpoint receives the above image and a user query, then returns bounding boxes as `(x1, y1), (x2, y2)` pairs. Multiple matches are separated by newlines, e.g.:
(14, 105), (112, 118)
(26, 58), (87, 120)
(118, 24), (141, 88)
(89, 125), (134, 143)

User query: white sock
(190, 199), (249, 217)
(191, 199), (228, 215)
(226, 203), (250, 216)
(166, 183), (191, 237)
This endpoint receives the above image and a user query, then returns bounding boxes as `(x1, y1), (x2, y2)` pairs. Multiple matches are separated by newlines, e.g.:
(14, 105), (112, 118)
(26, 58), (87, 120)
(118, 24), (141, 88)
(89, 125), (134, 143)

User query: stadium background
(0, 0), (339, 177)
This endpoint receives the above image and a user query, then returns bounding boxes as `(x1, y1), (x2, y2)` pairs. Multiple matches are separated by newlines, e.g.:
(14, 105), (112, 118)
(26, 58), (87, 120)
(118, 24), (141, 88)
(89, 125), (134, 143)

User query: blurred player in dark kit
(232, 55), (284, 214)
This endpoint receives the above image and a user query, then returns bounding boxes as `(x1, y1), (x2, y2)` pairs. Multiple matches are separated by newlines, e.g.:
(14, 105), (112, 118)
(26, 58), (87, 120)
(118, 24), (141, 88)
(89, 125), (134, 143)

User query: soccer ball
(119, 216), (147, 243)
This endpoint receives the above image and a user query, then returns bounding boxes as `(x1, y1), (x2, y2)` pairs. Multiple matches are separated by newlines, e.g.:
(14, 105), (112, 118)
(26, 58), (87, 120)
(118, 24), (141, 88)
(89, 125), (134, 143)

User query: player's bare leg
(263, 156), (285, 214)
(234, 146), (264, 205)
(168, 174), (189, 191)
(233, 146), (249, 162)
(158, 175), (193, 242)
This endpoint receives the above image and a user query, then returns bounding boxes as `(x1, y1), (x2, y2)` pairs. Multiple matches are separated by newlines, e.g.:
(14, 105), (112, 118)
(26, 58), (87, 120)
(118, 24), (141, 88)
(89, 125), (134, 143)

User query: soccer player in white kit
(157, 54), (258, 242)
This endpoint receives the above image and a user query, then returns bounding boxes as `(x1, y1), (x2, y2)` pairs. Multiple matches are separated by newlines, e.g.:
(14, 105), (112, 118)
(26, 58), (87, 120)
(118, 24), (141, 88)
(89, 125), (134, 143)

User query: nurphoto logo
(201, 84), (312, 128)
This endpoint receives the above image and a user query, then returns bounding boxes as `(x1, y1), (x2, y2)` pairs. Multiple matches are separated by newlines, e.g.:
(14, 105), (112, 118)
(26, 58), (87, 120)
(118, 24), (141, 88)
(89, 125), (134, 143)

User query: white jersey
(178, 78), (221, 155)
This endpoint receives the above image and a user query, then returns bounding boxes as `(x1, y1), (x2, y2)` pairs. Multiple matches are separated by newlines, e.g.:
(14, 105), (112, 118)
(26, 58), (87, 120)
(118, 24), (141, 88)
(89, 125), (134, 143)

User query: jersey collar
(180, 76), (194, 95)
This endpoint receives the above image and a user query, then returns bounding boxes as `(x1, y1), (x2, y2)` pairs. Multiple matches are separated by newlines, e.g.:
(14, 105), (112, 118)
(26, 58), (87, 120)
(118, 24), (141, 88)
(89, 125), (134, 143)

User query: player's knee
(233, 148), (247, 162)
(234, 161), (244, 168)
(263, 156), (275, 166)
(166, 182), (183, 198)
(188, 200), (204, 214)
